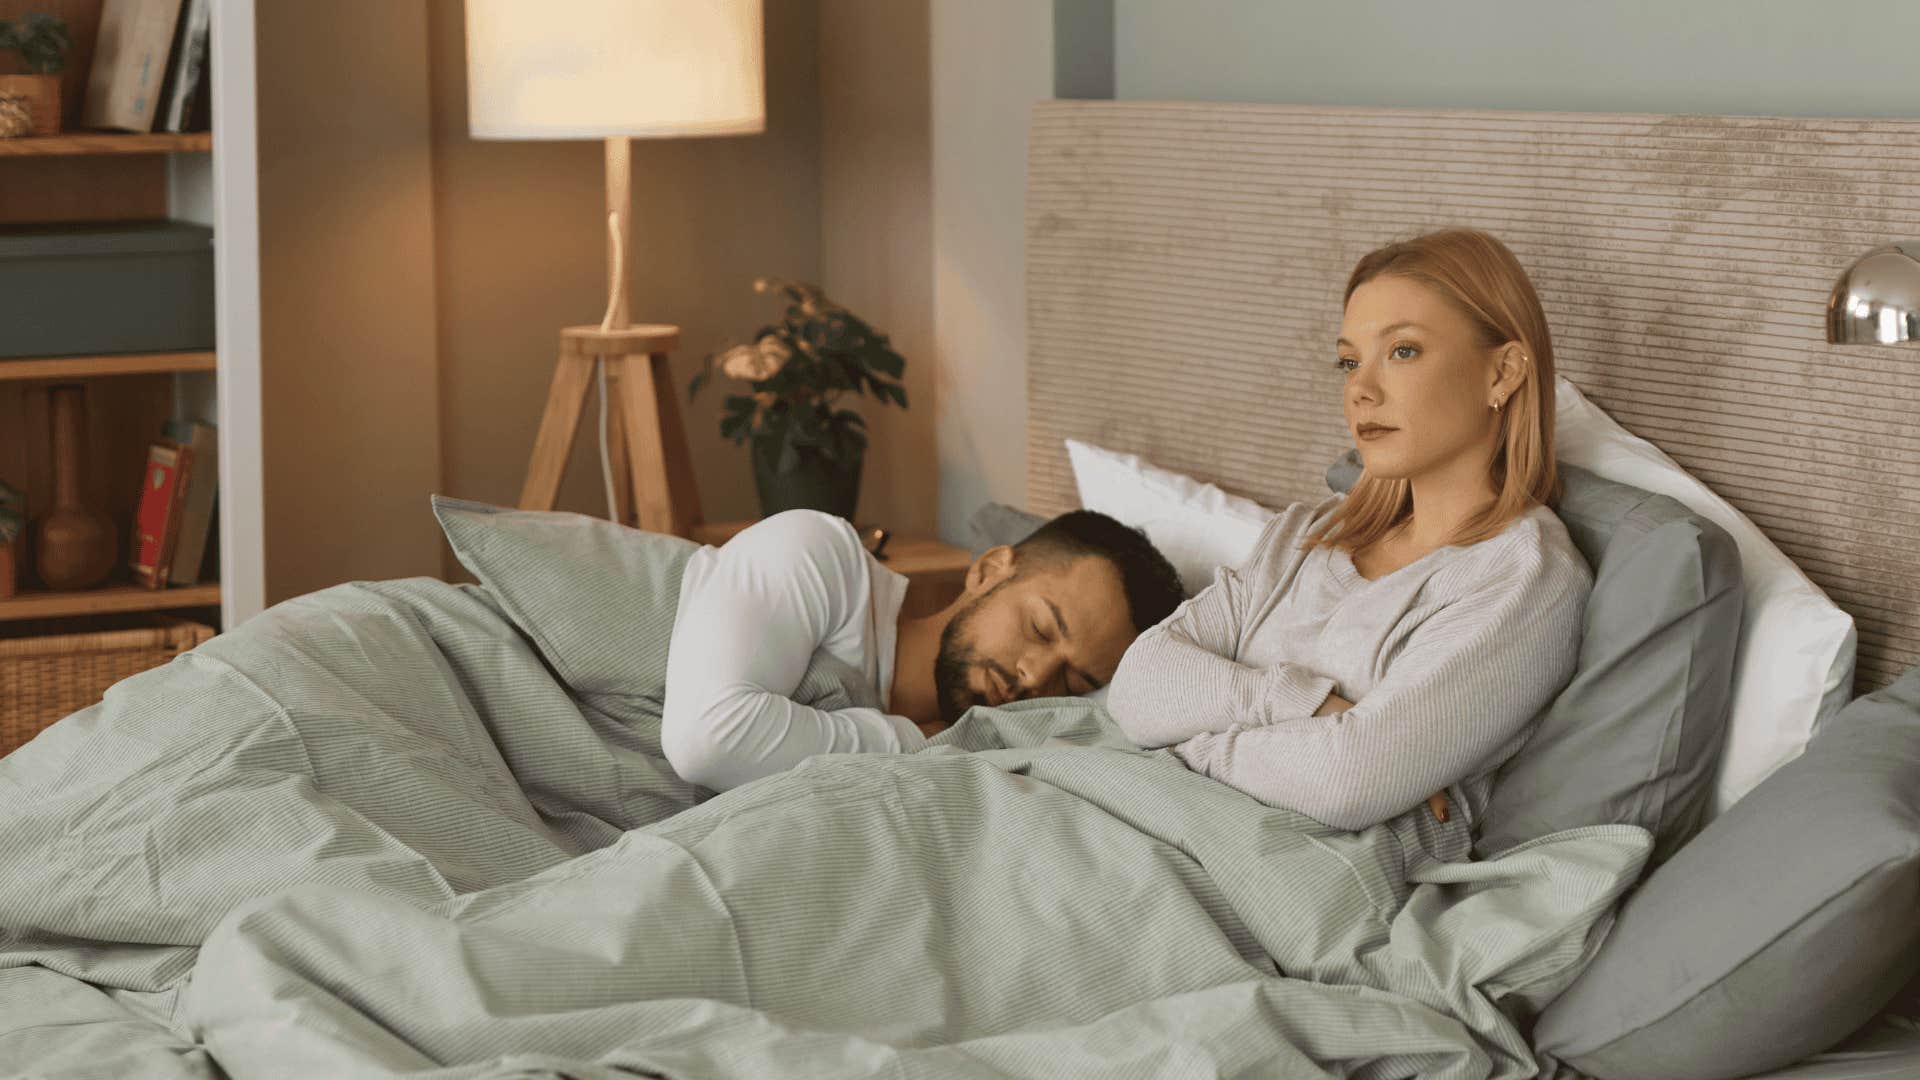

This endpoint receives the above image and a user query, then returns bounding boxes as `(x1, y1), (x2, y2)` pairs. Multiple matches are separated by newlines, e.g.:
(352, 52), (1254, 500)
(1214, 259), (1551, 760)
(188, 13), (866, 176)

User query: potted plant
(691, 277), (908, 521)
(0, 12), (71, 138)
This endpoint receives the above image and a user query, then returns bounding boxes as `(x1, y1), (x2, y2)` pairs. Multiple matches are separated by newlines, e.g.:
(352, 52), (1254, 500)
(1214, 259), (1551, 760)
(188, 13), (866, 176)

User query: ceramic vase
(34, 384), (115, 590)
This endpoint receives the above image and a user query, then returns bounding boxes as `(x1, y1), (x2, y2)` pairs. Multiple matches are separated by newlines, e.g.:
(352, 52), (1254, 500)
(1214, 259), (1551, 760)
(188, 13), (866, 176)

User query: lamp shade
(1826, 242), (1920, 345)
(465, 0), (765, 140)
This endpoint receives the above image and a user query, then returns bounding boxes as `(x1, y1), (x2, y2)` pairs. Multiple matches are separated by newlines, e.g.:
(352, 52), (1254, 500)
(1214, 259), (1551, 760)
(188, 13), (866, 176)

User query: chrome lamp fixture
(1827, 242), (1920, 345)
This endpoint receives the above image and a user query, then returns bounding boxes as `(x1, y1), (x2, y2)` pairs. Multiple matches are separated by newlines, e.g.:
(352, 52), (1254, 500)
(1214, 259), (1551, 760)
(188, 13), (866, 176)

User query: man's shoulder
(744, 508), (860, 545)
(719, 510), (868, 576)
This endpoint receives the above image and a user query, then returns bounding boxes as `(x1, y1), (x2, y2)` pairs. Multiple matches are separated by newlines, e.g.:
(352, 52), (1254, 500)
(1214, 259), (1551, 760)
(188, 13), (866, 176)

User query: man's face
(932, 554), (1137, 725)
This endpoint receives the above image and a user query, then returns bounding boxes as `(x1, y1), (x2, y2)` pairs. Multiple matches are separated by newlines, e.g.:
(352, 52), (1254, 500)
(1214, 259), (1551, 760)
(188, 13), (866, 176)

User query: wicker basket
(1, 615), (215, 756)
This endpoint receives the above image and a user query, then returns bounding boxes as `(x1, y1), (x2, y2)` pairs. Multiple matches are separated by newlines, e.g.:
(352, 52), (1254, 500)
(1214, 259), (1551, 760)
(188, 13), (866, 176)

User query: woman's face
(1335, 274), (1508, 485)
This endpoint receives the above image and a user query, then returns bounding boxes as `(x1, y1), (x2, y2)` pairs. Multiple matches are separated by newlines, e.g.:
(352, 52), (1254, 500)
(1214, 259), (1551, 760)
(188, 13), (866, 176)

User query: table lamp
(464, 0), (766, 535)
(1827, 242), (1920, 345)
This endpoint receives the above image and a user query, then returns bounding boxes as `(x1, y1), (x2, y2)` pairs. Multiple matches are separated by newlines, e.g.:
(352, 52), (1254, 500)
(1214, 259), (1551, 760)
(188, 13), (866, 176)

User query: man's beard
(931, 579), (1011, 725)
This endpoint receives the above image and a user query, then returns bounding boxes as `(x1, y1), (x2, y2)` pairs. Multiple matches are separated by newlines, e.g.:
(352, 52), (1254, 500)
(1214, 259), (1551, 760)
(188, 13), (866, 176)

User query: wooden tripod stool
(517, 322), (702, 538)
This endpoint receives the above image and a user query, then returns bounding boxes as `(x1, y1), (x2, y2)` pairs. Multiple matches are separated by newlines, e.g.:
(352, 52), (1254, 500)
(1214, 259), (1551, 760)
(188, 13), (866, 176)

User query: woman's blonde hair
(1302, 228), (1561, 556)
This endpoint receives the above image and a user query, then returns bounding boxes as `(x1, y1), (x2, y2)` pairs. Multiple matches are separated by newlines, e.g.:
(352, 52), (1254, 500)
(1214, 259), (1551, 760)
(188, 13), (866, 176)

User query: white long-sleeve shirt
(1106, 492), (1591, 833)
(661, 509), (928, 792)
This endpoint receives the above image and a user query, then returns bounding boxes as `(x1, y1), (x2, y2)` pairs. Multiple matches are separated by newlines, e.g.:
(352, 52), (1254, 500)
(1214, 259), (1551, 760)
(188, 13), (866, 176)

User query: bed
(1023, 100), (1920, 1078)
(3, 103), (1919, 1078)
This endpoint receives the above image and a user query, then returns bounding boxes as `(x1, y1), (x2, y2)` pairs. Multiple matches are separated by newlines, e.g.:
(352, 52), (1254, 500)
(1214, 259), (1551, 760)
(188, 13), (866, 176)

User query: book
(131, 440), (192, 588)
(82, 0), (187, 133)
(0, 480), (22, 601)
(155, 0), (210, 134)
(161, 419), (217, 586)
(186, 64), (211, 132)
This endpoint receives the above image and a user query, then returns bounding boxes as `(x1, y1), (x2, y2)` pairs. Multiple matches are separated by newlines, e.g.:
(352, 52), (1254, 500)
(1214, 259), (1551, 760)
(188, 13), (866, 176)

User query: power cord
(594, 210), (626, 523)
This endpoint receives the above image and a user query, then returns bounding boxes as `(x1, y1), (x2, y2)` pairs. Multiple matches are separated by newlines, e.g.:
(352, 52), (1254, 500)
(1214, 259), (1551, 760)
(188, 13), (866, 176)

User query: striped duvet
(0, 512), (1649, 1078)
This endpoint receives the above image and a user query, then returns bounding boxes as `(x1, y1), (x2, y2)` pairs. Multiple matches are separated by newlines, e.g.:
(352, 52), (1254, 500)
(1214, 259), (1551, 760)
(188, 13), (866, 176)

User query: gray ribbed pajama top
(1106, 492), (1593, 836)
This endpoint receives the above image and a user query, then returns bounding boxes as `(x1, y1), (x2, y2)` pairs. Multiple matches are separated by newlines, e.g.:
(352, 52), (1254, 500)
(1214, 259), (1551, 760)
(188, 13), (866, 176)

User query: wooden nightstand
(689, 520), (974, 618)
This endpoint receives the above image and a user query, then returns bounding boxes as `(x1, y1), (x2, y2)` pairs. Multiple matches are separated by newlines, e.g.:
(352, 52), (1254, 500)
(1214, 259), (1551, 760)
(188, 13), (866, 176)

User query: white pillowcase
(1064, 438), (1278, 598)
(1553, 374), (1858, 815)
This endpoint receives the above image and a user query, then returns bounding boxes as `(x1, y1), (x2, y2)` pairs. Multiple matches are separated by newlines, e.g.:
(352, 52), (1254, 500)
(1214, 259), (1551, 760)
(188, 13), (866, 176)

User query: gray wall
(1114, 0), (1920, 117)
(931, 0), (1053, 541)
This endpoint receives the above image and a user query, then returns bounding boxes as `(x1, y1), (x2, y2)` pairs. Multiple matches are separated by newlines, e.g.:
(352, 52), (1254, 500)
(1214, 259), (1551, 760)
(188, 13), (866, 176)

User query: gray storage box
(0, 221), (215, 359)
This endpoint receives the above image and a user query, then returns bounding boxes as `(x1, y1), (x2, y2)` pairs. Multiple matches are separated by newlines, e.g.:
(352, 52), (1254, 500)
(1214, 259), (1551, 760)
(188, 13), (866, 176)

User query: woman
(1105, 228), (1593, 838)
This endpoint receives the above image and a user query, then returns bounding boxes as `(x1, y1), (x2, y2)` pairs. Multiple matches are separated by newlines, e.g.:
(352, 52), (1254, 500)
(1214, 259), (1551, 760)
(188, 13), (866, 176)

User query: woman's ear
(966, 545), (1017, 594)
(1492, 341), (1529, 400)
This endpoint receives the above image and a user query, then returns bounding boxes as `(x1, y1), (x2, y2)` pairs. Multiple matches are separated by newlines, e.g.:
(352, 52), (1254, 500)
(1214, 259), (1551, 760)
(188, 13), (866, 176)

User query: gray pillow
(966, 501), (1045, 557)
(1327, 449), (1744, 867)
(432, 496), (883, 714)
(432, 494), (700, 696)
(1532, 660), (1920, 1079)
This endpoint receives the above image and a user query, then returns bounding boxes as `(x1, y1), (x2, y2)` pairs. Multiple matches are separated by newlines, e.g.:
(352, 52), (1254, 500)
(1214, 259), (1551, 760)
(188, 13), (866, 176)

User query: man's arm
(661, 511), (925, 792)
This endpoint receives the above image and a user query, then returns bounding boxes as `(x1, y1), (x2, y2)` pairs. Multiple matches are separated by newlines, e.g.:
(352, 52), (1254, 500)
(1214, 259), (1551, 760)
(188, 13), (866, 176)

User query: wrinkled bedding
(0, 557), (1650, 1078)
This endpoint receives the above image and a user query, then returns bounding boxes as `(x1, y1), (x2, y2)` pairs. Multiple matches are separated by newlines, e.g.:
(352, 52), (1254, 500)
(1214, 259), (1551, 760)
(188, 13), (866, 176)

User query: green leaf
(867, 347), (906, 379)
(689, 368), (710, 399)
(834, 408), (867, 429)
(866, 370), (900, 399)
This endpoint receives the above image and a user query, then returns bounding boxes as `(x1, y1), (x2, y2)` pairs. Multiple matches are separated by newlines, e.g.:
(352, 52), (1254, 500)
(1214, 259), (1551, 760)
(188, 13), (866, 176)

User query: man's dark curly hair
(1010, 510), (1185, 634)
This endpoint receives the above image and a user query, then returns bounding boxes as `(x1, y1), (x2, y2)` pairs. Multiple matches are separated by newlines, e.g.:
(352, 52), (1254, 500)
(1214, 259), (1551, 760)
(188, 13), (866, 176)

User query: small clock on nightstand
(689, 520), (974, 619)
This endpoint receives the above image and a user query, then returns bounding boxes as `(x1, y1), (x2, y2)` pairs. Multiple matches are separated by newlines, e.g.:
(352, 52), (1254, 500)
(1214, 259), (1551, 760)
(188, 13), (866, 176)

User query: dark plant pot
(752, 437), (863, 521)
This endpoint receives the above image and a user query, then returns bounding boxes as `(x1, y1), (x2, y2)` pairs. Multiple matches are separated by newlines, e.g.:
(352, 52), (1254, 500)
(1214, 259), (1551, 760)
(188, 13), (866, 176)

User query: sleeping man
(662, 507), (1186, 793)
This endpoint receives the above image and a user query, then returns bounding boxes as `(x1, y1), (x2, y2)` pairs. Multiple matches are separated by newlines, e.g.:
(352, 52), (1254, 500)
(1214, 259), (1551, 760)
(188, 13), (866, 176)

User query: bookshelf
(0, 351), (216, 380)
(0, 132), (211, 156)
(0, 581), (220, 621)
(0, 1), (260, 761)
(0, 126), (220, 630)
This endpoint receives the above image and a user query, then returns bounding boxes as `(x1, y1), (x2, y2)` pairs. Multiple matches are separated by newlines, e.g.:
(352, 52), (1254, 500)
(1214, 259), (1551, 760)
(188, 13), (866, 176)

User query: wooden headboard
(1026, 101), (1920, 695)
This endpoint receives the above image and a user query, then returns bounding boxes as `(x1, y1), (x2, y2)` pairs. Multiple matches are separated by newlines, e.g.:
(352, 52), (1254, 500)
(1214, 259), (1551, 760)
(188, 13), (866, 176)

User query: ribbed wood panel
(1027, 101), (1920, 696)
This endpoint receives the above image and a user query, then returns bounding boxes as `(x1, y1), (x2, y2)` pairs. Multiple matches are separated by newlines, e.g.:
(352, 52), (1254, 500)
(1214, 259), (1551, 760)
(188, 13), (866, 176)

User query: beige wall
(819, 0), (936, 537)
(256, 0), (444, 603)
(258, 2), (940, 597)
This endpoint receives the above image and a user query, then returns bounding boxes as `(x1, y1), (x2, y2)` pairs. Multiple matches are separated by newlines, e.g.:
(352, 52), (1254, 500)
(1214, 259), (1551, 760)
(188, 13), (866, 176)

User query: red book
(131, 441), (192, 588)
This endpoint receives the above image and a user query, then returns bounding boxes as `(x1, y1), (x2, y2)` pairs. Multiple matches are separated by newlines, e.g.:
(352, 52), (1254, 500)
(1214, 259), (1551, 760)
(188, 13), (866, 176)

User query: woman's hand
(1314, 689), (1449, 822)
(1312, 691), (1353, 717)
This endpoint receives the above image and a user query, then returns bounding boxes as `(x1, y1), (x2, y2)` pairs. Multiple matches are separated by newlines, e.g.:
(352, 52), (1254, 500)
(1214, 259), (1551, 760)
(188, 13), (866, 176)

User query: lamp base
(518, 323), (701, 538)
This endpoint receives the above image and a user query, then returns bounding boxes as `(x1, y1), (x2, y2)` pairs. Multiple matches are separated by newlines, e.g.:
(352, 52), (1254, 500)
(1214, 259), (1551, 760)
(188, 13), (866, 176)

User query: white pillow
(1064, 438), (1278, 597)
(1553, 374), (1858, 815)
